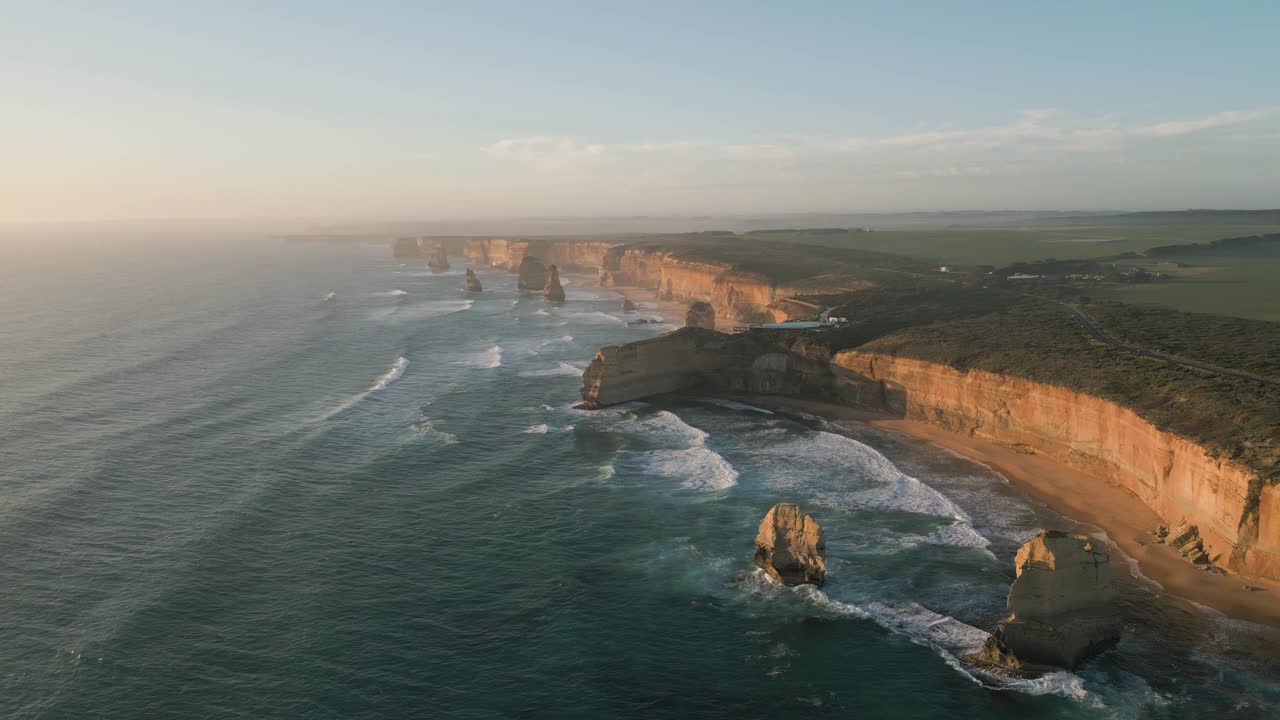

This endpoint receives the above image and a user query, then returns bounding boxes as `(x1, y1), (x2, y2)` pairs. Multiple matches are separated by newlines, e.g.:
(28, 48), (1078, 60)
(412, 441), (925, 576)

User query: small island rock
(685, 301), (716, 330)
(465, 268), (483, 292)
(393, 237), (422, 258)
(544, 264), (566, 302)
(754, 503), (826, 586)
(517, 256), (547, 290)
(427, 242), (450, 271)
(974, 530), (1120, 671)
(622, 298), (638, 312)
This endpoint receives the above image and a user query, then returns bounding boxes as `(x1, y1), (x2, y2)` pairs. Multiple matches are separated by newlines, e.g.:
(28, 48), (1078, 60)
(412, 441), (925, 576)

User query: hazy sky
(3, 1), (1278, 223)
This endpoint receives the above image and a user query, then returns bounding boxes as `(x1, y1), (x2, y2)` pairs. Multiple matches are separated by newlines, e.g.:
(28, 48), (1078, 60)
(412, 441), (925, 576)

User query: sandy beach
(726, 393), (1280, 629)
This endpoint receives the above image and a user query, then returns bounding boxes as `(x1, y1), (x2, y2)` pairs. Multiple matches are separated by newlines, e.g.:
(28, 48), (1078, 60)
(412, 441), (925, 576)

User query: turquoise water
(1, 236), (1277, 719)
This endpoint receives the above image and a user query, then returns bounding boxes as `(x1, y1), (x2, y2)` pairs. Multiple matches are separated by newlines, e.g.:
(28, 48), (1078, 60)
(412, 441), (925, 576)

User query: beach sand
(729, 393), (1280, 629)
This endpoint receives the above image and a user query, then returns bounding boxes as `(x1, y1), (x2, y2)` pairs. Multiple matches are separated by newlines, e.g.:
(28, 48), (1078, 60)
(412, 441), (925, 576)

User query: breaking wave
(322, 292), (336, 302)
(748, 427), (989, 548)
(611, 410), (739, 492)
(459, 344), (503, 369)
(789, 583), (1088, 701)
(370, 356), (410, 392)
(518, 362), (585, 378)
(523, 423), (575, 434)
(370, 299), (473, 323)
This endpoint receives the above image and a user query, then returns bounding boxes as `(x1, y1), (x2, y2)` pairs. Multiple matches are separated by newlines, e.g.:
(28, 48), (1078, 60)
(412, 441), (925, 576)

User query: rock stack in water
(685, 301), (716, 330)
(427, 242), (450, 271)
(543, 264), (566, 302)
(754, 503), (826, 586)
(974, 531), (1120, 671)
(622, 298), (638, 312)
(464, 268), (483, 292)
(392, 237), (422, 258)
(517, 256), (547, 290)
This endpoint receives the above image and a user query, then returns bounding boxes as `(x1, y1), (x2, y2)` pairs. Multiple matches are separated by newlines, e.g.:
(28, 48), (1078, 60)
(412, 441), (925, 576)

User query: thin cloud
(1134, 108), (1278, 137)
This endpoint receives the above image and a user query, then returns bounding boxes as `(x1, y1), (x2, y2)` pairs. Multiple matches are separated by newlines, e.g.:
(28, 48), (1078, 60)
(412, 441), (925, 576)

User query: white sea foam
(409, 415), (459, 445)
(745, 427), (990, 548)
(530, 335), (575, 353)
(370, 299), (473, 323)
(518, 362), (585, 378)
(322, 292), (336, 302)
(315, 355), (411, 420)
(611, 410), (738, 491)
(524, 423), (575, 434)
(377, 289), (409, 297)
(564, 310), (627, 326)
(533, 308), (550, 316)
(370, 356), (410, 392)
(459, 344), (503, 369)
(643, 447), (739, 491)
(791, 585), (1088, 700)
(694, 398), (775, 415)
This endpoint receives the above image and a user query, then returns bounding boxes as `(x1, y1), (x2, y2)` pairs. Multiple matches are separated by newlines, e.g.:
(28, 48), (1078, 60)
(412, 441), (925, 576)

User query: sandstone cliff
(754, 503), (826, 586)
(575, 329), (1279, 581)
(830, 351), (1279, 579)
(466, 238), (620, 273)
(975, 531), (1119, 670)
(544, 264), (566, 302)
(578, 328), (733, 408)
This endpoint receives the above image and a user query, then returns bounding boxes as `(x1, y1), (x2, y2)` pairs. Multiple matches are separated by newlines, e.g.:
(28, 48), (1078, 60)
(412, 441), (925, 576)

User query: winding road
(1044, 298), (1279, 387)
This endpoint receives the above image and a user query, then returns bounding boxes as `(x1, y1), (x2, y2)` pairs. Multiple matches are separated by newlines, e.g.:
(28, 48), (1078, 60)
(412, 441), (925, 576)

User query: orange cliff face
(465, 239), (620, 273)
(832, 351), (1280, 580)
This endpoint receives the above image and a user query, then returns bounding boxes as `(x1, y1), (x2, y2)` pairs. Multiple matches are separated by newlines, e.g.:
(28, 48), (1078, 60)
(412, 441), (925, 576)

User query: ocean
(1, 236), (1277, 719)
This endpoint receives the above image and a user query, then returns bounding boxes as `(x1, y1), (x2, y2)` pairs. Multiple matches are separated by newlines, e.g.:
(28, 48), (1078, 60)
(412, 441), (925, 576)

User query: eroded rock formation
(622, 298), (637, 312)
(754, 503), (826, 586)
(517, 256), (548, 291)
(465, 268), (483, 292)
(544, 264), (566, 302)
(427, 242), (450, 271)
(685, 301), (716, 330)
(392, 237), (422, 258)
(974, 531), (1119, 671)
(578, 328), (731, 408)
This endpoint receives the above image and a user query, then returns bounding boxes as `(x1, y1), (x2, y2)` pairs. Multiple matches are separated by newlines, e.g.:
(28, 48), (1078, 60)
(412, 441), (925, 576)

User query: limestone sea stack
(622, 298), (638, 312)
(754, 503), (826, 586)
(393, 237), (422, 258)
(517, 256), (547, 290)
(975, 531), (1120, 671)
(685, 301), (716, 330)
(544, 264), (566, 302)
(427, 242), (450, 271)
(465, 268), (483, 292)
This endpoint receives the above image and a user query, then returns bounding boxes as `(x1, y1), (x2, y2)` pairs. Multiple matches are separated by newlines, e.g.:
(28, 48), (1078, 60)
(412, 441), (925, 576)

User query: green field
(1090, 244), (1280, 322)
(754, 224), (1280, 267)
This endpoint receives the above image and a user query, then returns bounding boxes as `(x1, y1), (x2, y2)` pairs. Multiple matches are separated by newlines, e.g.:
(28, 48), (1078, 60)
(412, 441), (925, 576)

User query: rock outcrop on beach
(544, 264), (566, 302)
(427, 243), (450, 271)
(754, 503), (826, 586)
(393, 237), (422, 258)
(517, 256), (548, 291)
(1154, 523), (1214, 567)
(465, 268), (483, 292)
(685, 301), (716, 330)
(974, 531), (1119, 671)
(622, 298), (637, 312)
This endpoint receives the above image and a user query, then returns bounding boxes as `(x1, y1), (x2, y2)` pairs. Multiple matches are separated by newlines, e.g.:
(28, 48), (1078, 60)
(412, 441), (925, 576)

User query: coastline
(723, 392), (1280, 629)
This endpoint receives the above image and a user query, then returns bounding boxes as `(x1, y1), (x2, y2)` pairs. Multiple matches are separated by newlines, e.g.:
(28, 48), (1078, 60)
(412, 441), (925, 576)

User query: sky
(2, 1), (1278, 223)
